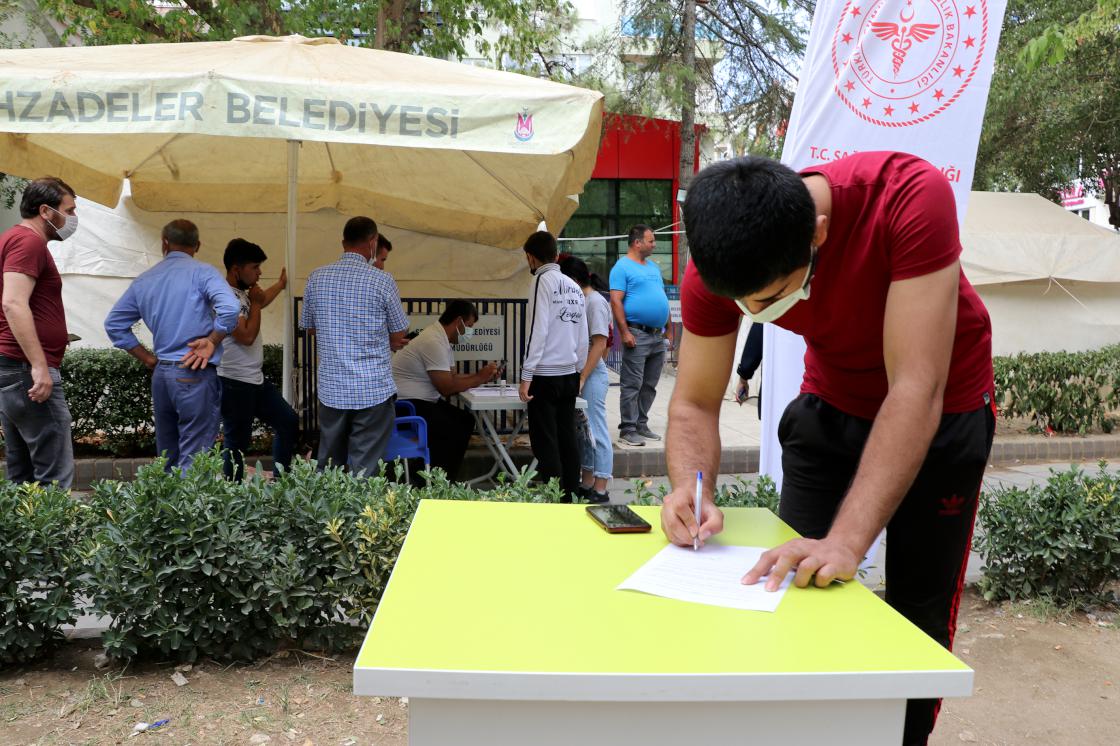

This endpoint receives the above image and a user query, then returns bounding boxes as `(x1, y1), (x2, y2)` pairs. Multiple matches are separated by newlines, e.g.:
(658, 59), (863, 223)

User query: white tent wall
(972, 281), (1120, 357)
(38, 194), (532, 349)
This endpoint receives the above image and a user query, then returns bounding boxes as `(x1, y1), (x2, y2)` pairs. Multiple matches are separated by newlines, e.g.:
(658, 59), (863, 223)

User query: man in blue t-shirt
(609, 224), (670, 446)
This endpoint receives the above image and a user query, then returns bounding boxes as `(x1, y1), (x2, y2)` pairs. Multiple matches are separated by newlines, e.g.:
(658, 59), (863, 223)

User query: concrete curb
(34, 434), (1120, 489)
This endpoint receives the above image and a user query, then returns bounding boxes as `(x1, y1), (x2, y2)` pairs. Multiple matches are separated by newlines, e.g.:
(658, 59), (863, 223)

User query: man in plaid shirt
(300, 216), (409, 475)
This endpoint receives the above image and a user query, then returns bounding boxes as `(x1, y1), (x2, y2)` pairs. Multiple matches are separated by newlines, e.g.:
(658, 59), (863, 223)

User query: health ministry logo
(514, 109), (534, 141)
(831, 0), (990, 127)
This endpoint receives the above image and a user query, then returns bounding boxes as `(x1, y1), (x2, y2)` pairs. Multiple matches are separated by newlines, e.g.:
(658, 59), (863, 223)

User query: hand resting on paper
(741, 536), (860, 591)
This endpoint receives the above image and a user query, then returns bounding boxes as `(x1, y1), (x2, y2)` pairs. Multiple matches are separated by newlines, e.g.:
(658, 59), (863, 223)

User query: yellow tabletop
(353, 500), (971, 701)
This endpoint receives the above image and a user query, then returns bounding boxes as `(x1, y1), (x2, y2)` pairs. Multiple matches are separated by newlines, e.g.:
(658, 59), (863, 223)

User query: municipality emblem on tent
(831, 0), (990, 128)
(514, 110), (534, 141)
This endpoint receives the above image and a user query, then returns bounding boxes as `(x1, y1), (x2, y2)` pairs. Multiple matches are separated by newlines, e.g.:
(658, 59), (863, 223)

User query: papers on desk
(618, 544), (792, 612)
(467, 386), (517, 397)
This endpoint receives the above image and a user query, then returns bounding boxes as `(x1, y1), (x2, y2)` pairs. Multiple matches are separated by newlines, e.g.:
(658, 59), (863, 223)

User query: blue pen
(693, 470), (703, 550)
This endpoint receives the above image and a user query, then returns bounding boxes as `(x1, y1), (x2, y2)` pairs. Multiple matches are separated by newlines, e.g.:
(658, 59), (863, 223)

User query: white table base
(408, 697), (905, 745)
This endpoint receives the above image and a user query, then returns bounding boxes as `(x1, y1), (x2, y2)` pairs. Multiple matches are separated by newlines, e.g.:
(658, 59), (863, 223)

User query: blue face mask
(458, 320), (475, 340)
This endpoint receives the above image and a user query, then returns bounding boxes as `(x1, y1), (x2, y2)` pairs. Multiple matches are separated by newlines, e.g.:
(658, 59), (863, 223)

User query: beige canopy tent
(0, 34), (603, 399)
(960, 192), (1120, 355)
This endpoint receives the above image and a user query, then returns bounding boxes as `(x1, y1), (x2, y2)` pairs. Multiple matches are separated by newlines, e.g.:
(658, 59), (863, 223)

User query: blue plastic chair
(385, 400), (430, 482)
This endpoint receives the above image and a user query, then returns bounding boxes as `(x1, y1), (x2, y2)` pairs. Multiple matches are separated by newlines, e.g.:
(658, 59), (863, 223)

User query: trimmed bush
(59, 345), (285, 457)
(61, 347), (154, 455)
(83, 451), (564, 662)
(993, 345), (1120, 434)
(975, 462), (1120, 605)
(0, 482), (86, 664)
(629, 474), (780, 511)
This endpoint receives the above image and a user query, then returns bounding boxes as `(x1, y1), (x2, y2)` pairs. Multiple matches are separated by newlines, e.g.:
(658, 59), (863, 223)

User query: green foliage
(628, 474), (780, 512)
(976, 0), (1120, 229)
(976, 462), (1120, 605)
(40, 0), (576, 72)
(59, 345), (284, 457)
(61, 347), (155, 456)
(83, 451), (564, 662)
(992, 346), (1120, 434)
(0, 482), (86, 664)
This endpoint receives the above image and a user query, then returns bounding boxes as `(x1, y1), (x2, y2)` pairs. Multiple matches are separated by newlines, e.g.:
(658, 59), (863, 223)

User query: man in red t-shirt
(662, 153), (994, 745)
(0, 177), (78, 488)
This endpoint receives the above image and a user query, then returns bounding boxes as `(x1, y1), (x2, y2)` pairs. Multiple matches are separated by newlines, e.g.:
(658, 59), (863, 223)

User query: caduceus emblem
(870, 5), (939, 75)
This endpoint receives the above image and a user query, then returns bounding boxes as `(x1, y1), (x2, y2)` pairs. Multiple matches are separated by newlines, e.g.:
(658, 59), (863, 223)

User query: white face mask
(735, 247), (817, 324)
(46, 206), (79, 241)
(458, 320), (475, 340)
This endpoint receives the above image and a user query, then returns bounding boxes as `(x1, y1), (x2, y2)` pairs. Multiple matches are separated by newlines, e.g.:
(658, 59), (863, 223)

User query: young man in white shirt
(392, 299), (498, 479)
(217, 238), (297, 480)
(519, 231), (588, 501)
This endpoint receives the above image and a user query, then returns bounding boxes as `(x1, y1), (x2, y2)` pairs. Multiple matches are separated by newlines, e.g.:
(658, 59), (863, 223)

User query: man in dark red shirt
(0, 177), (78, 488)
(661, 153), (994, 745)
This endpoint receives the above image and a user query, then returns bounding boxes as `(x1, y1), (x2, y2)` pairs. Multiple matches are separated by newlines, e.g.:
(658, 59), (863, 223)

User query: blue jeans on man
(152, 362), (221, 471)
(619, 326), (665, 436)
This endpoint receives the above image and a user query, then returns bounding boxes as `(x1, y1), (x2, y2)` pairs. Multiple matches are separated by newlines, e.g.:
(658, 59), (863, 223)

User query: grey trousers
(0, 359), (74, 489)
(317, 396), (396, 477)
(618, 328), (665, 434)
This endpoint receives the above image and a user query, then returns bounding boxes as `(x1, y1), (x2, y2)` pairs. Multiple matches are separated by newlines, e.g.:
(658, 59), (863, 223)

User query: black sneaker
(618, 431), (646, 447)
(636, 427), (662, 441)
(582, 487), (609, 504)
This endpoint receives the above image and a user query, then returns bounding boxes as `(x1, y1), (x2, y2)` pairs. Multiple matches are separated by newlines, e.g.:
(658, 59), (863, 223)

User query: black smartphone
(586, 504), (652, 534)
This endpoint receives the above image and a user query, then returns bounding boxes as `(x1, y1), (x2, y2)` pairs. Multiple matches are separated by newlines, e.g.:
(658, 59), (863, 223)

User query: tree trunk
(676, 0), (698, 286)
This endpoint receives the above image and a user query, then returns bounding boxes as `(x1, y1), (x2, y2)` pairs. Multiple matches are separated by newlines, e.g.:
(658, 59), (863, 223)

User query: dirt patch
(1, 646), (405, 746)
(2, 588), (1115, 746)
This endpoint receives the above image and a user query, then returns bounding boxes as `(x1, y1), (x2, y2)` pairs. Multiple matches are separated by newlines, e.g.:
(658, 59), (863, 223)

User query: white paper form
(618, 544), (792, 612)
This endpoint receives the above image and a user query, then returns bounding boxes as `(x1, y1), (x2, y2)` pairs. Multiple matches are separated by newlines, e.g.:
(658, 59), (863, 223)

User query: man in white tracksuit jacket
(519, 231), (588, 501)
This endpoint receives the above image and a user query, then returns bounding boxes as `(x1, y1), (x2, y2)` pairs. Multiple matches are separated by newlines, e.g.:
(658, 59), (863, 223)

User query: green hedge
(975, 463), (1120, 605)
(69, 452), (563, 662)
(0, 481), (86, 664)
(59, 345), (284, 457)
(993, 345), (1120, 434)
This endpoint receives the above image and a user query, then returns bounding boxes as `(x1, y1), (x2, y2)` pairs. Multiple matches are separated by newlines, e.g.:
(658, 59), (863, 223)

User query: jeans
(0, 359), (74, 489)
(618, 327), (665, 434)
(317, 396), (395, 477)
(152, 362), (222, 472)
(579, 362), (612, 479)
(526, 372), (580, 500)
(778, 393), (995, 745)
(219, 376), (299, 481)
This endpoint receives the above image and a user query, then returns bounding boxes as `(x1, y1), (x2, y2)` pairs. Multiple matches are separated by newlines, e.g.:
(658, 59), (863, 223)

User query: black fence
(293, 296), (529, 436)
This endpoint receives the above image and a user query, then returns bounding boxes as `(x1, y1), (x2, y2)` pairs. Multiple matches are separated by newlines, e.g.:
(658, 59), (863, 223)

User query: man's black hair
(20, 177), (76, 219)
(523, 230), (558, 262)
(627, 224), (653, 247)
(224, 238), (268, 270)
(558, 255), (591, 287)
(377, 234), (392, 252)
(440, 299), (478, 325)
(683, 156), (816, 298)
(343, 216), (378, 245)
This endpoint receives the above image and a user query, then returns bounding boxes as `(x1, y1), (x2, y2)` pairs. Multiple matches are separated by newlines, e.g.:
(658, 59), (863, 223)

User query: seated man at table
(392, 299), (499, 479)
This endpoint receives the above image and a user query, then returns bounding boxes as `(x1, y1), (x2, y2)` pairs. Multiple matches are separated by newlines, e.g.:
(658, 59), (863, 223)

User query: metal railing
(293, 296), (528, 436)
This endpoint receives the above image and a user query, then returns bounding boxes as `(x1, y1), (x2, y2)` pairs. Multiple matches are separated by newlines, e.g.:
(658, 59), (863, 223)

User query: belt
(628, 323), (663, 335)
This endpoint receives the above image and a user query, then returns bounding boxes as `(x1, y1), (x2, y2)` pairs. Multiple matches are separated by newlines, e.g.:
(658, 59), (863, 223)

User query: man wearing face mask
(0, 177), (78, 488)
(217, 238), (297, 481)
(661, 154), (994, 746)
(391, 299), (498, 479)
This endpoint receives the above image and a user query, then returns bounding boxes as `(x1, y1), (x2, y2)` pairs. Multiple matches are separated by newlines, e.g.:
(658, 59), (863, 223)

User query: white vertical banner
(760, 0), (1008, 486)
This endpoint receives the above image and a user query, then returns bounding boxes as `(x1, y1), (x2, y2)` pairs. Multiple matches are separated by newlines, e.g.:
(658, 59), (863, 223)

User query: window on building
(561, 178), (674, 283)
(1077, 208), (1092, 221)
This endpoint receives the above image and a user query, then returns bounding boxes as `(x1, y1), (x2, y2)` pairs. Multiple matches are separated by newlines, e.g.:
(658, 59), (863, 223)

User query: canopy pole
(282, 140), (300, 406)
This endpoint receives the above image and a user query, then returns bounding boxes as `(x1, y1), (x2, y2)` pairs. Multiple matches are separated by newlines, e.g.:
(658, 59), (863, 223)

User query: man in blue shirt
(105, 220), (240, 471)
(300, 216), (409, 476)
(609, 224), (670, 446)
